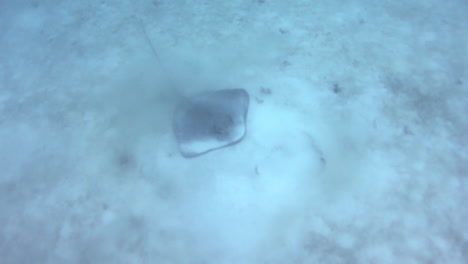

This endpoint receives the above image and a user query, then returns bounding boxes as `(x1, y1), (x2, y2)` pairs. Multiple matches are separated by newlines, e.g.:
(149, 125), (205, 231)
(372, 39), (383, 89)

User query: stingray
(173, 89), (250, 158)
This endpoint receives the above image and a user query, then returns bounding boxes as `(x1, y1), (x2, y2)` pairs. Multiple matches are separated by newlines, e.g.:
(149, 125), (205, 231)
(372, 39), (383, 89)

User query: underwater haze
(0, 0), (467, 263)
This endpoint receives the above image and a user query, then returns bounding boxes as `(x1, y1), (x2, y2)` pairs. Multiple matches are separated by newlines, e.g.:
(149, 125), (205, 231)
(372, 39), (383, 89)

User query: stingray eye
(213, 123), (230, 140)
(214, 125), (224, 135)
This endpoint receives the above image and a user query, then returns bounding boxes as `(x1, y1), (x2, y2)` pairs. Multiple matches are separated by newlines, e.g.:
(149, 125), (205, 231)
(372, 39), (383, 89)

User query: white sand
(1, 0), (467, 263)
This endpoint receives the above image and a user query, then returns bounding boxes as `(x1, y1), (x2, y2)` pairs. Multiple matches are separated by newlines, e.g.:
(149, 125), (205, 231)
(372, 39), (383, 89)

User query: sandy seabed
(1, 0), (467, 263)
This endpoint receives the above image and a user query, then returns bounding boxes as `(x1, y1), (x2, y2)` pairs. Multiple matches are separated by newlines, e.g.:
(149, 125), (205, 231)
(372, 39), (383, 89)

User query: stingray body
(173, 89), (250, 158)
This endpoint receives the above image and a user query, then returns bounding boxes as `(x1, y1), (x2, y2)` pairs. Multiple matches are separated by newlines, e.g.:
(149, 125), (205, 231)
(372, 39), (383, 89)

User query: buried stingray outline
(173, 89), (250, 158)
(137, 22), (249, 158)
